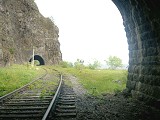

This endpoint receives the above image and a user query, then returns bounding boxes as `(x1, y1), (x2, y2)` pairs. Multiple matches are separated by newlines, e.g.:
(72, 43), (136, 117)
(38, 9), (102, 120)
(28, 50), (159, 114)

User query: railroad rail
(0, 68), (77, 120)
(46, 77), (77, 120)
(54, 84), (77, 119)
(0, 68), (48, 105)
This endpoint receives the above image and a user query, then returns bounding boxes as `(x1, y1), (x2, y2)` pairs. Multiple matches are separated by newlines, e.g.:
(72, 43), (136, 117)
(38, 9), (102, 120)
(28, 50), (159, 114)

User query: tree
(88, 60), (101, 69)
(74, 59), (85, 70)
(59, 61), (73, 68)
(105, 56), (123, 69)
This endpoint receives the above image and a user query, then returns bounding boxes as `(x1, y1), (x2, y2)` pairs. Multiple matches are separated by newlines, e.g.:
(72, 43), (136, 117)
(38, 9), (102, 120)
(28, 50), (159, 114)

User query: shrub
(59, 61), (73, 68)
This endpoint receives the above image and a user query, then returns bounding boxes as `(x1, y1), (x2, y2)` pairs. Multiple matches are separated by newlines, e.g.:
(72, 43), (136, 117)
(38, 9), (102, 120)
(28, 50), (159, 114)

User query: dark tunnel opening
(29, 55), (45, 65)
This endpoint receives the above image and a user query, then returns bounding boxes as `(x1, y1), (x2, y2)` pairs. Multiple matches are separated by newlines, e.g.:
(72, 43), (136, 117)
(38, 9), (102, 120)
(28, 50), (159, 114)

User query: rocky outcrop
(0, 0), (62, 66)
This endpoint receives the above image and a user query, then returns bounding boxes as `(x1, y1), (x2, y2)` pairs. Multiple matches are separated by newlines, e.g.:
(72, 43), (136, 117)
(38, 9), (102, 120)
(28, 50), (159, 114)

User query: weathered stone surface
(113, 0), (160, 104)
(0, 0), (62, 66)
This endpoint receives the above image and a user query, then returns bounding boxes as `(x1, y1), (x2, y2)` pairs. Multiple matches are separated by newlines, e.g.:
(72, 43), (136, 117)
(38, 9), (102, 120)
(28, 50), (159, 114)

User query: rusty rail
(0, 68), (47, 104)
(42, 74), (63, 120)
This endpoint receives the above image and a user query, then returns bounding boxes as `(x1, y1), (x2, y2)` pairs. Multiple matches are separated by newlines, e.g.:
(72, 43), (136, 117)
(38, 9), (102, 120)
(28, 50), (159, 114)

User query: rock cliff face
(0, 0), (62, 66)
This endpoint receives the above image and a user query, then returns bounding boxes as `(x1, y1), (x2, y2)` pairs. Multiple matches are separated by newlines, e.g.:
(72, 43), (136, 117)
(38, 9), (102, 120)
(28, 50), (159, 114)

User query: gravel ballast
(63, 75), (160, 120)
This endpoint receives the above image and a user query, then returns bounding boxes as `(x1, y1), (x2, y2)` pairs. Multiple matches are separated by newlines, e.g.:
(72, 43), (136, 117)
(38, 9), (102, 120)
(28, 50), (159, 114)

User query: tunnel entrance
(29, 55), (45, 66)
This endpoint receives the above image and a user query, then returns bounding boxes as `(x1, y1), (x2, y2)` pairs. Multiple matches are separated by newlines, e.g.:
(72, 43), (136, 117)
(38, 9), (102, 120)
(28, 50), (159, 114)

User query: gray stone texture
(113, 0), (160, 105)
(0, 0), (62, 66)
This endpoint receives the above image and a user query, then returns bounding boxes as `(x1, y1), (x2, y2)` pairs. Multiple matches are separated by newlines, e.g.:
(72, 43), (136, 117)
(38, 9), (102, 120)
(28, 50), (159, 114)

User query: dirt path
(64, 74), (160, 120)
(67, 75), (87, 96)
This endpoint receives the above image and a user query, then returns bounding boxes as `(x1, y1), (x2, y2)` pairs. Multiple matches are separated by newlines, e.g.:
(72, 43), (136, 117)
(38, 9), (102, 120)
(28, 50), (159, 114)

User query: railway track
(52, 83), (77, 119)
(0, 68), (77, 120)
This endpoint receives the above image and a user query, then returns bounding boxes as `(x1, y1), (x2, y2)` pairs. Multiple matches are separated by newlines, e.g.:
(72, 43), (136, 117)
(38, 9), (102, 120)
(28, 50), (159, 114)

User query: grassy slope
(0, 65), (127, 97)
(0, 65), (44, 96)
(55, 67), (127, 96)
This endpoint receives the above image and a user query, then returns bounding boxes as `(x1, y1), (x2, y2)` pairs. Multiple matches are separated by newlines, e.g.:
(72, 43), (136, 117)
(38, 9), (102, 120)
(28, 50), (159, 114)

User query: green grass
(0, 64), (44, 96)
(54, 67), (127, 96)
(0, 64), (128, 97)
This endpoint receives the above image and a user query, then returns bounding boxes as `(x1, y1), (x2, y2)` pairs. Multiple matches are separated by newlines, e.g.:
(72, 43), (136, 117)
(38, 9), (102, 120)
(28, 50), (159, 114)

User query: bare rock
(0, 0), (62, 66)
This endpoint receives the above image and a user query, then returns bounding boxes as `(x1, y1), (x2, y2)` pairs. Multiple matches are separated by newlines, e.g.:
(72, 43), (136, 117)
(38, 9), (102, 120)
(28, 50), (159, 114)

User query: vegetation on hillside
(59, 56), (125, 70)
(105, 56), (123, 69)
(0, 59), (127, 97)
(0, 64), (44, 96)
(55, 60), (127, 96)
(55, 67), (127, 96)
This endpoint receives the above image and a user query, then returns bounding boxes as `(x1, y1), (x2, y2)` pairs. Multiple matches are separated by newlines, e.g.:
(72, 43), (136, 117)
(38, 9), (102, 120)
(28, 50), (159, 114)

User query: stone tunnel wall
(0, 0), (62, 66)
(112, 0), (160, 104)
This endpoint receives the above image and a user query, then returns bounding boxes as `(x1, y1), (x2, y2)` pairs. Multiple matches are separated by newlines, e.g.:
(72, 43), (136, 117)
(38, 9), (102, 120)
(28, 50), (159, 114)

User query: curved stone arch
(29, 55), (45, 65)
(112, 0), (160, 104)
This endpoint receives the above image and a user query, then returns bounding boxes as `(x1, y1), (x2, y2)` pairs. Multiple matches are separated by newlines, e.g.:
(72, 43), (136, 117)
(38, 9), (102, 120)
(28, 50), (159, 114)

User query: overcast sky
(35, 0), (129, 65)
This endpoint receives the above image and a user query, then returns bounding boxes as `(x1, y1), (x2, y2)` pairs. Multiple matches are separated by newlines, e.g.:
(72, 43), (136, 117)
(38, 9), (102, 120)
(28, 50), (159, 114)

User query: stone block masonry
(113, 0), (160, 105)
